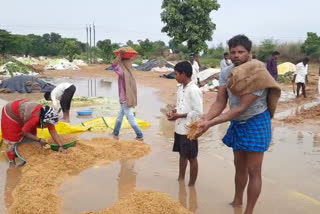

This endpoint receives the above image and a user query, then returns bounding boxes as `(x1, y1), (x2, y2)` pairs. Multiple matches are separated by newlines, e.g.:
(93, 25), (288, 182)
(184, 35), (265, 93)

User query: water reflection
(100, 79), (112, 88)
(118, 160), (136, 199)
(178, 181), (198, 213)
(159, 117), (174, 138)
(41, 77), (119, 100)
(297, 131), (304, 144)
(313, 134), (320, 148)
(4, 166), (21, 209)
(233, 206), (243, 214)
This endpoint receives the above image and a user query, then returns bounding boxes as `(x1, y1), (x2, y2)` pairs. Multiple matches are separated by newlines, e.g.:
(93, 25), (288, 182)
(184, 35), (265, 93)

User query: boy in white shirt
(167, 61), (203, 186)
(293, 57), (309, 98)
(44, 83), (76, 122)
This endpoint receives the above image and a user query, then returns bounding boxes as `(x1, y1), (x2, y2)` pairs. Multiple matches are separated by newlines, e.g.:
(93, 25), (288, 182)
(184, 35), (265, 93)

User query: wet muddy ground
(0, 66), (319, 214)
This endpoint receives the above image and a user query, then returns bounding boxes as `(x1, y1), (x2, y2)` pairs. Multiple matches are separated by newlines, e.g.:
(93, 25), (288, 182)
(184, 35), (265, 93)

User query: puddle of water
(275, 98), (320, 119)
(59, 122), (320, 214)
(59, 162), (120, 213)
(0, 77), (319, 214)
(279, 89), (296, 102)
(41, 77), (119, 100)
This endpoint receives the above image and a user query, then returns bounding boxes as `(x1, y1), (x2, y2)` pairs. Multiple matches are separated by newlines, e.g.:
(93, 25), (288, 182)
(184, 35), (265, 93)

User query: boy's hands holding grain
(166, 109), (180, 121)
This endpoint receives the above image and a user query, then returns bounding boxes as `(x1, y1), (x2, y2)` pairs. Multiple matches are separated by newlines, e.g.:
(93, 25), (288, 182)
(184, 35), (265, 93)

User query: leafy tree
(257, 39), (277, 61)
(138, 39), (154, 56)
(152, 40), (167, 56)
(168, 39), (188, 54)
(97, 39), (120, 63)
(205, 43), (225, 58)
(77, 41), (86, 52)
(126, 40), (144, 57)
(50, 32), (62, 44)
(41, 33), (64, 56)
(9, 34), (33, 56)
(161, 0), (220, 54)
(302, 32), (320, 57)
(0, 29), (14, 55)
(126, 40), (134, 47)
(27, 34), (46, 56)
(63, 39), (81, 62)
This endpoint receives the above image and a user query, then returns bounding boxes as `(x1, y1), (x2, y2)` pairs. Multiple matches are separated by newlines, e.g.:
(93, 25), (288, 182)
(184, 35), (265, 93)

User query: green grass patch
(200, 56), (220, 68)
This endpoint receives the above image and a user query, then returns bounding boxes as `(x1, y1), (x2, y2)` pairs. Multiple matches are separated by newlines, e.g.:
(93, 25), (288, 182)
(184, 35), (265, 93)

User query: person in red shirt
(1, 99), (67, 165)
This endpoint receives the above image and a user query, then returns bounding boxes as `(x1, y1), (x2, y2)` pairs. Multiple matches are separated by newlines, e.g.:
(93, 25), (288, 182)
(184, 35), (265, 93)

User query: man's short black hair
(303, 57), (309, 63)
(44, 91), (52, 101)
(228, 35), (252, 52)
(174, 61), (193, 78)
(272, 51), (280, 56)
(224, 52), (229, 56)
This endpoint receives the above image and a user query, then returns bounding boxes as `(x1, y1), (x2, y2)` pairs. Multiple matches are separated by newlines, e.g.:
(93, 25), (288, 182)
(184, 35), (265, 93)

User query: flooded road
(0, 77), (319, 213)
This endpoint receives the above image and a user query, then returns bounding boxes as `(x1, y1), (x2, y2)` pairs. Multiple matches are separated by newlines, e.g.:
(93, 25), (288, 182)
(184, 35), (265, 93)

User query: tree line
(1, 28), (319, 66)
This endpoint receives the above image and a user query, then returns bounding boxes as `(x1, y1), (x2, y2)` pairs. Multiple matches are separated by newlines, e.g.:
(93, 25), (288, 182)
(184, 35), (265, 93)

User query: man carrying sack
(195, 35), (280, 214)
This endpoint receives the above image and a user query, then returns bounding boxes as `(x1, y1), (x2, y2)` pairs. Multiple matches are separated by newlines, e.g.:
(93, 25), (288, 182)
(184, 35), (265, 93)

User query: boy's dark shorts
(173, 132), (198, 159)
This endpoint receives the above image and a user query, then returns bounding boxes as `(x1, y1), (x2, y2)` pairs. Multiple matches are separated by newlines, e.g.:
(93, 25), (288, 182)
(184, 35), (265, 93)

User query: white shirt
(51, 82), (72, 108)
(220, 58), (232, 70)
(191, 61), (200, 84)
(294, 62), (308, 83)
(175, 81), (203, 135)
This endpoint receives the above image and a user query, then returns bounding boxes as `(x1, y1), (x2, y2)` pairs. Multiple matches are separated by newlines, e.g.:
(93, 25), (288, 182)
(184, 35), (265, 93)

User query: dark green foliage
(278, 72), (294, 83)
(161, 0), (220, 54)
(302, 32), (320, 59)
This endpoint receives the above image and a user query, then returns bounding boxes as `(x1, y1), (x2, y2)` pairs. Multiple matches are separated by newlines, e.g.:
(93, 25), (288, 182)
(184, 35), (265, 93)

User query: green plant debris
(278, 71), (294, 83)
(38, 96), (118, 107)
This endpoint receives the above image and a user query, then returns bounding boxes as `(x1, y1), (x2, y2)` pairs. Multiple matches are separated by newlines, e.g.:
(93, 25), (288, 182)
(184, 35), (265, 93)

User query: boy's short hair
(174, 61), (193, 78)
(228, 35), (252, 52)
(224, 52), (229, 56)
(303, 57), (309, 63)
(44, 91), (52, 101)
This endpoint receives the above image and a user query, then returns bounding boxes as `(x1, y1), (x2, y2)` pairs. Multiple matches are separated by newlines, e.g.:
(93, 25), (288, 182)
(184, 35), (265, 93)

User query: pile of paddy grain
(186, 121), (201, 140)
(83, 191), (192, 214)
(9, 137), (150, 214)
(16, 135), (76, 160)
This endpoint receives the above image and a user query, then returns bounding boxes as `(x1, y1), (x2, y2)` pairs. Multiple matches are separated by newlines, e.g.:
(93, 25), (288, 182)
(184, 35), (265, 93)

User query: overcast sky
(1, 0), (319, 47)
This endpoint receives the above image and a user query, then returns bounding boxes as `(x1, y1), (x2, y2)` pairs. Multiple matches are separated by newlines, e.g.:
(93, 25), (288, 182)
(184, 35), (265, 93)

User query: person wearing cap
(1, 99), (67, 165)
